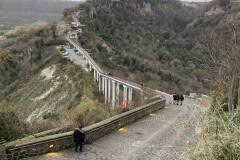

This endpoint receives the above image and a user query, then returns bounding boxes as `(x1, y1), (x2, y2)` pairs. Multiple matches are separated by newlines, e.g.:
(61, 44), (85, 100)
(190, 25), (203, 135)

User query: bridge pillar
(94, 68), (96, 82)
(112, 80), (116, 107)
(99, 74), (101, 92)
(116, 83), (120, 106)
(108, 79), (111, 104)
(97, 72), (99, 82)
(105, 77), (108, 104)
(102, 76), (105, 94)
(128, 88), (133, 106)
(90, 63), (92, 71)
(123, 85), (127, 104)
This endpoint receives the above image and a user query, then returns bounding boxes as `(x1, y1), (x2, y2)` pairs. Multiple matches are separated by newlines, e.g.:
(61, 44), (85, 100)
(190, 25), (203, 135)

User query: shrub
(70, 95), (109, 127)
(0, 103), (27, 141)
(122, 107), (130, 113)
(60, 47), (65, 52)
(45, 38), (66, 46)
(27, 119), (66, 134)
(43, 112), (60, 120)
(191, 101), (240, 160)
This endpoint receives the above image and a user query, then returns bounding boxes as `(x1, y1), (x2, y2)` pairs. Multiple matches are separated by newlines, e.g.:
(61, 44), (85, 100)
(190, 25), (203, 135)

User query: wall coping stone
(33, 125), (72, 138)
(84, 98), (163, 131)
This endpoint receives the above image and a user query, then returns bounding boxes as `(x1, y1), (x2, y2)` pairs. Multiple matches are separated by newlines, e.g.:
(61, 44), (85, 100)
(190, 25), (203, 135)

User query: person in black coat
(73, 126), (85, 152)
(173, 94), (177, 104)
(176, 94), (180, 105)
(179, 94), (184, 106)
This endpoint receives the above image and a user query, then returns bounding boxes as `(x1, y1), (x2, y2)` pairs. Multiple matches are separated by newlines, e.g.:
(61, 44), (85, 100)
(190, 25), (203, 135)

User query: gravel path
(28, 95), (204, 160)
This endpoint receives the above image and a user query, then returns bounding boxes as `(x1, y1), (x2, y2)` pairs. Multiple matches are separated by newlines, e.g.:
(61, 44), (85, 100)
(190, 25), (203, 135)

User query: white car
(63, 52), (69, 56)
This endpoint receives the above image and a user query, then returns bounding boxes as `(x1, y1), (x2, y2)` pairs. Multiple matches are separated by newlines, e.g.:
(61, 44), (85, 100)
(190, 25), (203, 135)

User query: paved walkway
(28, 96), (203, 160)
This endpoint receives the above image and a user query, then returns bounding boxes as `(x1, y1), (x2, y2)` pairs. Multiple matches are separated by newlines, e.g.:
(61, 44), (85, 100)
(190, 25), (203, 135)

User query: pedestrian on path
(179, 94), (184, 106)
(176, 94), (180, 105)
(173, 94), (177, 104)
(73, 126), (85, 152)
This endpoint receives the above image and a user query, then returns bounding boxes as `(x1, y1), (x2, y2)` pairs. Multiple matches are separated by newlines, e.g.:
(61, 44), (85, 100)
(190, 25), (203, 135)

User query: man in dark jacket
(179, 94), (184, 106)
(176, 94), (180, 105)
(173, 94), (177, 104)
(73, 126), (85, 152)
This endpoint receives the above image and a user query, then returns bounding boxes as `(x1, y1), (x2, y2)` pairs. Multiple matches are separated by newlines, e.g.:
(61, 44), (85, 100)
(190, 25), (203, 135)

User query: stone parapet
(2, 98), (165, 160)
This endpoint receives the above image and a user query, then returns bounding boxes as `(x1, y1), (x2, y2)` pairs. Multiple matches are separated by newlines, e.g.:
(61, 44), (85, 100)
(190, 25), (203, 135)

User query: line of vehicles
(61, 45), (82, 57)
(61, 44), (115, 76)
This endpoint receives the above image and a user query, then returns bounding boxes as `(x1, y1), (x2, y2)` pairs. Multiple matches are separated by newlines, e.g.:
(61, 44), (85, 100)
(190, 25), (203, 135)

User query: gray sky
(67, 0), (210, 2)
(62, 0), (212, 3)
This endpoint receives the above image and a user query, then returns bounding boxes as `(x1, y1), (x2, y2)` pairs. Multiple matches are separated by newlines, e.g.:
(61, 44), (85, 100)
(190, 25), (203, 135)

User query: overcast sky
(67, 0), (209, 1)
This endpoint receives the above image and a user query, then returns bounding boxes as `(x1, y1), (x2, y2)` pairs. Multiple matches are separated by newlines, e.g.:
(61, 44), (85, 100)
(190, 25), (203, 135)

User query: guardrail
(66, 36), (103, 72)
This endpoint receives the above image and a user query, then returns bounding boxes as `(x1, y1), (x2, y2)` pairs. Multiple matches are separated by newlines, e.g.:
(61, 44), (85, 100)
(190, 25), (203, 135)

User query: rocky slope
(0, 24), (107, 141)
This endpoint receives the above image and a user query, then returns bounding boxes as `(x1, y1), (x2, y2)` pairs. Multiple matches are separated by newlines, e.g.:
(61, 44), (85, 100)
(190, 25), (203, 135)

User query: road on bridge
(29, 94), (204, 160)
(64, 48), (88, 71)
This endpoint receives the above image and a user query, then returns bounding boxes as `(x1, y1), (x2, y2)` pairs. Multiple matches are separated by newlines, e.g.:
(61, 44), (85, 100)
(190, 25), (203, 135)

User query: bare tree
(196, 23), (240, 115)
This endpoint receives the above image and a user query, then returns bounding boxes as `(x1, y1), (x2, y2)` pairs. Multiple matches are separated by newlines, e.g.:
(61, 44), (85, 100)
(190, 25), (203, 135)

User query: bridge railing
(66, 36), (103, 73)
(66, 36), (142, 91)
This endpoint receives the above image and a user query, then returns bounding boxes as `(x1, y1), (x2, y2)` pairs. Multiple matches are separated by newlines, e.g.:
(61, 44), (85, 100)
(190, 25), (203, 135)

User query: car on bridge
(106, 72), (113, 76)
(74, 48), (78, 52)
(63, 52), (69, 57)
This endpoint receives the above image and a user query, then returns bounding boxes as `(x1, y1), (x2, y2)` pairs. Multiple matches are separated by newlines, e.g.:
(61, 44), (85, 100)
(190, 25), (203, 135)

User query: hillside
(64, 0), (207, 94)
(186, 2), (240, 160)
(0, 24), (108, 142)
(1, 0), (240, 144)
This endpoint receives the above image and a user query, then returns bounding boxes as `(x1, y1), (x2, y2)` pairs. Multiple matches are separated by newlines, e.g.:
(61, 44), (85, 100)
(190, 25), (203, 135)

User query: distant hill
(0, 0), (80, 27)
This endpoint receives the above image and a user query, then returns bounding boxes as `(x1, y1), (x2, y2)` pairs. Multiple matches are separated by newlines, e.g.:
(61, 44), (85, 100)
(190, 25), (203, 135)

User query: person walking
(173, 94), (177, 104)
(73, 126), (85, 152)
(176, 94), (180, 105)
(179, 94), (184, 106)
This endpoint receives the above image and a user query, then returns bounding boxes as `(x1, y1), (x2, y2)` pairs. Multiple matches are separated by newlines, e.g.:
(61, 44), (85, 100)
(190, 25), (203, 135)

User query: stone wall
(33, 125), (72, 138)
(2, 98), (165, 160)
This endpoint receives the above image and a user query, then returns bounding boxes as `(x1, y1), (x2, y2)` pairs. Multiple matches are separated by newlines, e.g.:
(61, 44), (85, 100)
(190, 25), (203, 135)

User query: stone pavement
(28, 97), (203, 160)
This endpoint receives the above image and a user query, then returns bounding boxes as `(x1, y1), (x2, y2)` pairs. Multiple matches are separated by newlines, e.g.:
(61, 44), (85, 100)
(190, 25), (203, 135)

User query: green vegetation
(192, 91), (240, 160)
(191, 1), (240, 159)
(0, 24), (107, 142)
(64, 0), (206, 94)
(0, 26), (64, 101)
(0, 103), (27, 142)
(43, 112), (60, 120)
